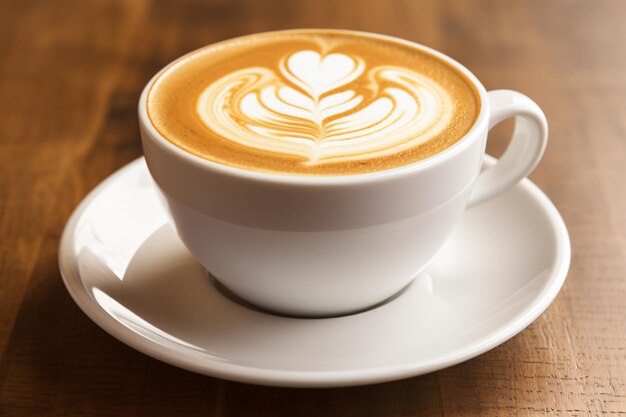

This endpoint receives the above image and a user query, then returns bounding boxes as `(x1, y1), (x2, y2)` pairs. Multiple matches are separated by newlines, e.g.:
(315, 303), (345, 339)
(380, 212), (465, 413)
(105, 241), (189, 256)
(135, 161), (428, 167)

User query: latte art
(197, 50), (453, 164)
(147, 30), (480, 175)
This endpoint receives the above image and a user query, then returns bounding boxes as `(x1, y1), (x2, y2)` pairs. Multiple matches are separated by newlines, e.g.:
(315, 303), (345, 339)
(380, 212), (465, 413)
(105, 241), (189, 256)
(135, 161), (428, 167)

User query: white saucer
(59, 157), (570, 388)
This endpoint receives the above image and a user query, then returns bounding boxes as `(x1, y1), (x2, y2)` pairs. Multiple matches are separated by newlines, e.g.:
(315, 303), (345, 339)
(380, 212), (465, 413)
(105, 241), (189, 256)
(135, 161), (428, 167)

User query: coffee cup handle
(468, 90), (548, 207)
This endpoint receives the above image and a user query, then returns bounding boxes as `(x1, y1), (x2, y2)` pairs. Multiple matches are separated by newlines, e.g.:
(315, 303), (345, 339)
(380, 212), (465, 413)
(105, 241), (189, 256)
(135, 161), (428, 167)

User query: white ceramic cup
(139, 30), (548, 317)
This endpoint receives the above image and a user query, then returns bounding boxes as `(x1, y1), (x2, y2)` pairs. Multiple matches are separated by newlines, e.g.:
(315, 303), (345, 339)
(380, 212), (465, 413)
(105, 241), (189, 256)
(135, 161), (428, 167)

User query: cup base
(207, 272), (413, 319)
(59, 156), (570, 386)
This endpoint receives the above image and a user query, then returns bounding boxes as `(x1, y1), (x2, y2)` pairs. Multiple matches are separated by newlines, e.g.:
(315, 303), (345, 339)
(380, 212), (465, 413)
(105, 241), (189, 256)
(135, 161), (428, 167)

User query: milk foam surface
(147, 30), (479, 175)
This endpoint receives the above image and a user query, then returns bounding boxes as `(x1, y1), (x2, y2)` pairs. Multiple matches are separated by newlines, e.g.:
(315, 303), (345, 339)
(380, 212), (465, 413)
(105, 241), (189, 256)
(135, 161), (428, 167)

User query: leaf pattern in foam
(197, 49), (453, 164)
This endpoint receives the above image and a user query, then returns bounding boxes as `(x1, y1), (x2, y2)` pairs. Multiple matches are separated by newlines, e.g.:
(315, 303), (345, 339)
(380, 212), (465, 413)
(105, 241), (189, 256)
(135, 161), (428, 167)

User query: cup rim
(139, 28), (489, 186)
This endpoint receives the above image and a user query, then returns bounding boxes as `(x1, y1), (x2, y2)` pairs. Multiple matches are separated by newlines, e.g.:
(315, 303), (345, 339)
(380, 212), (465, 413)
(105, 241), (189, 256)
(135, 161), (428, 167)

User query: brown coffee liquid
(147, 30), (480, 175)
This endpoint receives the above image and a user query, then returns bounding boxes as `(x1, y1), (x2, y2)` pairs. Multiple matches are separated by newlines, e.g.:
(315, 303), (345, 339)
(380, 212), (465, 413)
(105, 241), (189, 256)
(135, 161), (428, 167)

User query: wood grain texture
(0, 0), (625, 415)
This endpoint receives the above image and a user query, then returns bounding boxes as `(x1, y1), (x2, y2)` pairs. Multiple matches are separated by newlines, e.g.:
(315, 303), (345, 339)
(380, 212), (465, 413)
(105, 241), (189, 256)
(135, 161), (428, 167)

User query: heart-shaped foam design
(197, 48), (453, 164)
(282, 51), (364, 99)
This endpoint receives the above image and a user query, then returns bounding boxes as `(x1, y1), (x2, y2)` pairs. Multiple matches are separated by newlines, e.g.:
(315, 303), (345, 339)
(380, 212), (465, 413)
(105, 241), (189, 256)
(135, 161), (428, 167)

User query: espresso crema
(147, 30), (480, 175)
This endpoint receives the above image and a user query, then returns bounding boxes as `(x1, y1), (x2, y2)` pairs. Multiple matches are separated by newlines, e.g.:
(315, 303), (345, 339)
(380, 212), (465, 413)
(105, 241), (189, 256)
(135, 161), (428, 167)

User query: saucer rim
(58, 156), (571, 388)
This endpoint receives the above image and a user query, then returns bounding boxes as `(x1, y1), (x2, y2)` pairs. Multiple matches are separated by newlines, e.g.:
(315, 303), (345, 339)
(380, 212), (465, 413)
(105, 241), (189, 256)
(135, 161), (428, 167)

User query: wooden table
(1, 0), (625, 415)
